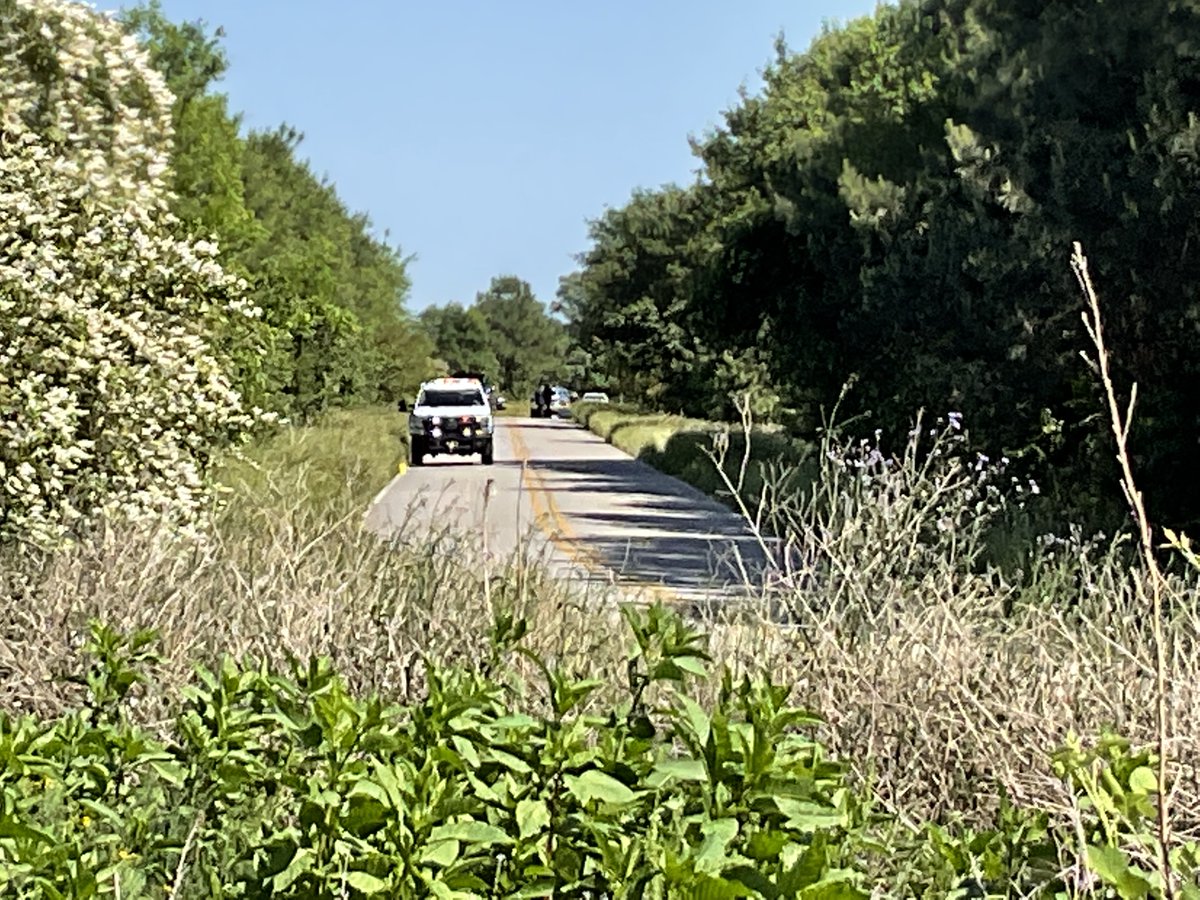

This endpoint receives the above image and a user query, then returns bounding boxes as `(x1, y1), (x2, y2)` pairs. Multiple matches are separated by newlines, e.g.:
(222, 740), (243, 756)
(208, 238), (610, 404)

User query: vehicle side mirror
(396, 399), (408, 413)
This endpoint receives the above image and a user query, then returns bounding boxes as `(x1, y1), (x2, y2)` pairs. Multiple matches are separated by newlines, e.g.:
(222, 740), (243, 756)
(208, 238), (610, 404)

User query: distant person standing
(541, 383), (554, 417)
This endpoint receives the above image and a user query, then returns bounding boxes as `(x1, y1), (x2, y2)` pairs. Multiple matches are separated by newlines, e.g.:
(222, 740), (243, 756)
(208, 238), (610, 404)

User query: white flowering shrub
(0, 0), (264, 546)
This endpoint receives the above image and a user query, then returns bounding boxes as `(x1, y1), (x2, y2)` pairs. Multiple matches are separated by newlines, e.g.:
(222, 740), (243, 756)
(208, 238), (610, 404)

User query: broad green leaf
(684, 873), (751, 899)
(1087, 844), (1131, 884)
(344, 798), (388, 834)
(778, 831), (832, 892)
(516, 798), (551, 839)
(420, 839), (460, 867)
(492, 714), (539, 730)
(79, 798), (124, 828)
(373, 764), (407, 810)
(273, 847), (314, 892)
(0, 818), (55, 846)
(1087, 845), (1151, 898)
(506, 881), (556, 898)
(798, 877), (870, 899)
(1129, 766), (1158, 794)
(745, 828), (790, 861)
(775, 797), (844, 832)
(451, 735), (480, 768)
(32, 878), (67, 900)
(348, 779), (390, 805)
(649, 757), (707, 787)
(344, 871), (388, 895)
(488, 748), (533, 774)
(696, 818), (740, 874)
(674, 655), (709, 677)
(148, 759), (187, 786)
(427, 821), (512, 846)
(678, 695), (711, 748)
(565, 769), (637, 806)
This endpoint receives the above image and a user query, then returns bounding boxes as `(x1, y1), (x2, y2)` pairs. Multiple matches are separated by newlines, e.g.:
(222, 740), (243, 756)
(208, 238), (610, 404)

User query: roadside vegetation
(572, 401), (815, 505)
(3, 0), (1200, 896)
(5, 382), (1200, 895)
(559, 0), (1200, 534)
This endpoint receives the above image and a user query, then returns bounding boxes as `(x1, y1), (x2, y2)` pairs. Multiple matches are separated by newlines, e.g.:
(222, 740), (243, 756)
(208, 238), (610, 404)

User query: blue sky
(115, 1), (880, 312)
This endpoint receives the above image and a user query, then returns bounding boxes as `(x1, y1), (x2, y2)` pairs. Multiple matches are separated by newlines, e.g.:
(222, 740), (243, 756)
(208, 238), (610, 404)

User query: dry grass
(0, 407), (627, 724)
(705, 555), (1200, 834)
(677, 250), (1200, 849)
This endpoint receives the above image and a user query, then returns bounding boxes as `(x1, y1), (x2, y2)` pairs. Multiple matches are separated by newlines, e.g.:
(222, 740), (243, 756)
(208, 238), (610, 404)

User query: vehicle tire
(410, 437), (425, 466)
(481, 441), (494, 465)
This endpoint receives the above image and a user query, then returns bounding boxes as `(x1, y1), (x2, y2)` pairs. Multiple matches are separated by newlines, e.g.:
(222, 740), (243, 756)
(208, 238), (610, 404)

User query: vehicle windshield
(418, 390), (482, 408)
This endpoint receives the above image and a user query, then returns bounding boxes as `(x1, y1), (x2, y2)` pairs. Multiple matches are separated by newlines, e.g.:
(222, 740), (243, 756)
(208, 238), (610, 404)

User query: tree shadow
(527, 456), (771, 595)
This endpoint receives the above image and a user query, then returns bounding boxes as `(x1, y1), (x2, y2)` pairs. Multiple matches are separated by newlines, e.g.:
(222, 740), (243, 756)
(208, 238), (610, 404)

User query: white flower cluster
(1, 0), (263, 546)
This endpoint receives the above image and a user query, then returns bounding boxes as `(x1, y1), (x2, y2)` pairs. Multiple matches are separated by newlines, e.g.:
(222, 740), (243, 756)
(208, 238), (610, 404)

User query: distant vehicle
(548, 386), (571, 416)
(398, 377), (494, 466)
(580, 391), (610, 404)
(491, 391), (507, 410)
(531, 384), (572, 418)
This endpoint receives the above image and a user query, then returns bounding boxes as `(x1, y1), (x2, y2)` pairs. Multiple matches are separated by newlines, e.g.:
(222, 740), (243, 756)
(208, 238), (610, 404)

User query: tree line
(121, 2), (438, 422)
(560, 0), (1200, 528)
(418, 276), (567, 399)
(130, 1), (575, 414)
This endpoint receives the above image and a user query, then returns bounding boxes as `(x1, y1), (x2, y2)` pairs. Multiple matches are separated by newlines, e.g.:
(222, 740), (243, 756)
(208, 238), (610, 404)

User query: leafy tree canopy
(563, 0), (1200, 527)
(422, 277), (566, 397)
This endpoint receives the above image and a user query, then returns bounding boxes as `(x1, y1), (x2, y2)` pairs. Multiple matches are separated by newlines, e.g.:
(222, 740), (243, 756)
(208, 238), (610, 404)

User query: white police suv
(403, 377), (495, 466)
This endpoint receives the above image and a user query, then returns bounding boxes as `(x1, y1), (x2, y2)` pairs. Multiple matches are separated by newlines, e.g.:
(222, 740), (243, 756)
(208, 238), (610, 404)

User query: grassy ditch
(572, 401), (815, 504)
(216, 404), (409, 507)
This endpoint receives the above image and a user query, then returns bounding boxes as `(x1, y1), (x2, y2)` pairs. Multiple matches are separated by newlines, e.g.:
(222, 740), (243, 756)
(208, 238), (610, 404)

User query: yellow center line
(508, 422), (678, 604)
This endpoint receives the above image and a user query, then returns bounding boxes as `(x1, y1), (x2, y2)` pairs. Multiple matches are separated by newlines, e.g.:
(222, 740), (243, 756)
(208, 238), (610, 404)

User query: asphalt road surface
(364, 415), (772, 604)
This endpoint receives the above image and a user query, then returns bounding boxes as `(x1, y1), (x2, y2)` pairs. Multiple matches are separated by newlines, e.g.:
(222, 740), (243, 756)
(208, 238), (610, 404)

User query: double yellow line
(509, 425), (605, 572)
(508, 423), (676, 603)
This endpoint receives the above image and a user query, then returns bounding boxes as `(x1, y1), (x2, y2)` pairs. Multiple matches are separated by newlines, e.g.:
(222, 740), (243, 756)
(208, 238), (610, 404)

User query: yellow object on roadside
(397, 461), (408, 476)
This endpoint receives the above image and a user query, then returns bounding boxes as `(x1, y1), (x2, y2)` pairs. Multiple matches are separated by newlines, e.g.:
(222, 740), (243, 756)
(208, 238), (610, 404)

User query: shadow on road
(527, 456), (769, 595)
(531, 458), (716, 500)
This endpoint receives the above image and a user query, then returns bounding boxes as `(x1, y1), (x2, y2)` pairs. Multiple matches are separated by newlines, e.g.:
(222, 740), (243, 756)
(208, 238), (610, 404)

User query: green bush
(1, 610), (877, 898)
(1, 0), (269, 547)
(6, 614), (1196, 897)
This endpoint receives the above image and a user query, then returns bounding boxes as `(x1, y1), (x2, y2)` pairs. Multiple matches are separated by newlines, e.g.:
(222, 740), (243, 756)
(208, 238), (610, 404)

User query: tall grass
(0, 407), (624, 723)
(691, 409), (1200, 839)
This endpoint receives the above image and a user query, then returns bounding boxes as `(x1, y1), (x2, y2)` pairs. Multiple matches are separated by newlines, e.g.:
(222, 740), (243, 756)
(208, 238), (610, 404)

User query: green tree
(474, 276), (566, 396)
(120, 2), (273, 408)
(122, 3), (435, 420)
(419, 303), (500, 378)
(565, 0), (1200, 526)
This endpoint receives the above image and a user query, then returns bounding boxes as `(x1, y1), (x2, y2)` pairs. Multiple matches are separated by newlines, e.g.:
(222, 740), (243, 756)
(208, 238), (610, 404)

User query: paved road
(364, 416), (772, 604)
